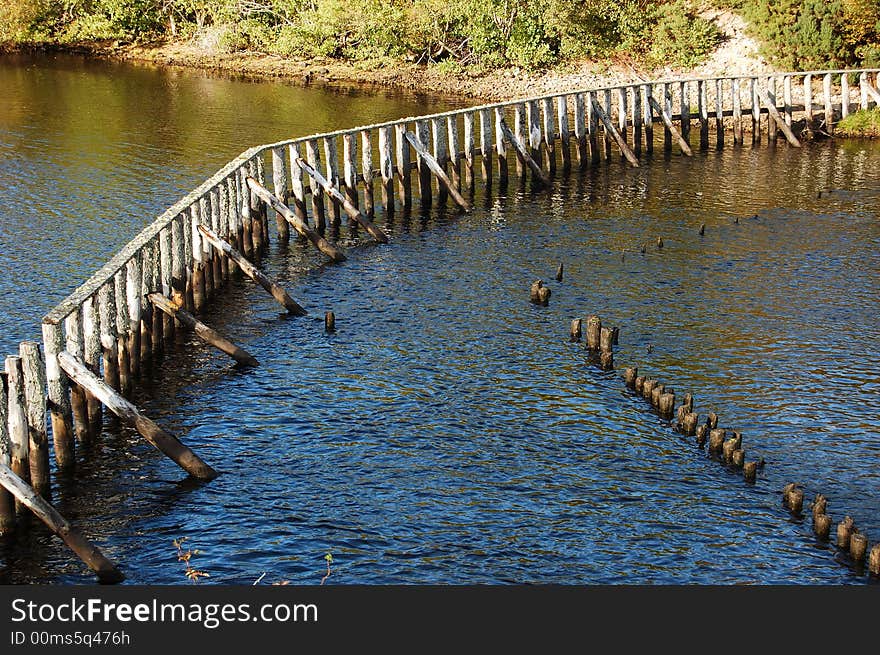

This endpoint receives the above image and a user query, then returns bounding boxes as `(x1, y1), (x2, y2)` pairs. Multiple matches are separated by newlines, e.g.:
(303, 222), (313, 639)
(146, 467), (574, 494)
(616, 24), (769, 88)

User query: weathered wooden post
(708, 428), (725, 456)
(751, 77), (761, 144)
(557, 95), (571, 171)
(378, 127), (395, 212)
(743, 460), (757, 483)
(42, 321), (74, 471)
(570, 319), (582, 342)
(325, 311), (336, 333)
(574, 93), (589, 166)
(837, 516), (854, 550)
(541, 98), (557, 174)
(97, 284), (119, 392)
(682, 412), (698, 437)
(585, 315), (601, 351)
(599, 327), (614, 369)
(463, 112), (475, 190)
(850, 532), (868, 564)
(322, 137), (342, 229)
(5, 356), (29, 491)
(271, 146), (291, 242)
(715, 78), (724, 148)
(362, 130), (376, 215)
(113, 268), (131, 396)
(20, 342), (49, 498)
(624, 366), (637, 388)
(0, 377), (14, 533)
(343, 133), (359, 217)
(823, 73), (834, 134)
(82, 296), (103, 438)
(732, 78), (743, 144)
(814, 513), (832, 540)
(695, 424), (708, 448)
(680, 80), (691, 144)
(306, 139), (327, 232)
(479, 109), (493, 183)
(698, 79), (709, 149)
(658, 392), (675, 419)
(869, 543), (880, 575)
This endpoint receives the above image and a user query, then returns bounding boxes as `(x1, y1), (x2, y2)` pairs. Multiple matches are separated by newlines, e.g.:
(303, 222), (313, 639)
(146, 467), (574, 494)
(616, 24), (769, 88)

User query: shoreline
(3, 10), (776, 103)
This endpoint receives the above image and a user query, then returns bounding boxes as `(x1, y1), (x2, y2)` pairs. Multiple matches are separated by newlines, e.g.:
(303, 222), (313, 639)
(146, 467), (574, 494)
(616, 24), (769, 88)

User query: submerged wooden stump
(695, 424), (708, 448)
(814, 513), (832, 540)
(708, 428), (725, 455)
(325, 311), (336, 333)
(743, 460), (757, 483)
(837, 516), (855, 550)
(732, 449), (745, 468)
(869, 544), (880, 575)
(585, 315), (601, 351)
(682, 412), (698, 437)
(624, 367), (637, 388)
(850, 532), (868, 564)
(658, 392), (675, 419)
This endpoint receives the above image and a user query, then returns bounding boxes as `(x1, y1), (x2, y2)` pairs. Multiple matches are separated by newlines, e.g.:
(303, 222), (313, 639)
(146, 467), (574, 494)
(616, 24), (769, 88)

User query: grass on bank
(836, 108), (880, 137)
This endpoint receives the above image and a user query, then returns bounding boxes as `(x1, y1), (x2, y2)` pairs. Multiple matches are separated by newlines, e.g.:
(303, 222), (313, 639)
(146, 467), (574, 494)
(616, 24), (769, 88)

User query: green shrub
(647, 0), (723, 69)
(836, 108), (880, 137)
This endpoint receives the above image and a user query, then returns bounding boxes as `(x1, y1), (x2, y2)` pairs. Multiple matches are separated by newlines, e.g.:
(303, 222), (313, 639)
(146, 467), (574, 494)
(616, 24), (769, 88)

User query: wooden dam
(1, 68), (879, 582)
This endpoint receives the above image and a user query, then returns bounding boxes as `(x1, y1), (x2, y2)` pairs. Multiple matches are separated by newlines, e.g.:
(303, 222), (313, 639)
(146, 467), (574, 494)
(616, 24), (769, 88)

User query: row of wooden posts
(1, 68), (879, 581)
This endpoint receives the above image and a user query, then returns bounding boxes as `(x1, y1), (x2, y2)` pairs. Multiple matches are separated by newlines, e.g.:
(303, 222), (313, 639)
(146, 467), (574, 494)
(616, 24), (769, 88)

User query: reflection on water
(1, 55), (879, 585)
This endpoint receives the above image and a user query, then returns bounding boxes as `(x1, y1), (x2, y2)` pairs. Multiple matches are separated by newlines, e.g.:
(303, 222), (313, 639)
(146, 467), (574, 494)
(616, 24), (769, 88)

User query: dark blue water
(1, 55), (879, 585)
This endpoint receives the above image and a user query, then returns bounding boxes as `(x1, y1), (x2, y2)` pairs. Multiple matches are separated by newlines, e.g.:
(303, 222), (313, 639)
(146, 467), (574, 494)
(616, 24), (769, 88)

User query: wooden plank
(4, 356), (29, 488)
(648, 96), (693, 156)
(149, 294), (258, 367)
(497, 118), (553, 184)
(0, 462), (124, 582)
(41, 321), (74, 471)
(58, 352), (218, 481)
(20, 341), (49, 497)
(198, 224), (307, 315)
(404, 131), (471, 211)
(756, 86), (801, 146)
(246, 177), (347, 262)
(295, 160), (389, 243)
(271, 146), (291, 242)
(589, 97), (640, 167)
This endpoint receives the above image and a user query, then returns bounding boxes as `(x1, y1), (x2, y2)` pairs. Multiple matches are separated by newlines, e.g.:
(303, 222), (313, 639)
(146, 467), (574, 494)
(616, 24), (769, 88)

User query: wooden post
(5, 356), (29, 490)
(599, 327), (614, 369)
(0, 463), (124, 582)
(378, 126), (395, 212)
(416, 120), (433, 205)
(696, 424), (708, 448)
(643, 84), (654, 155)
(64, 310), (89, 447)
(616, 87), (628, 149)
(288, 142), (310, 228)
(631, 86), (642, 155)
(715, 78), (724, 149)
(869, 543), (880, 575)
(139, 244), (155, 364)
(837, 516), (854, 550)
(698, 79), (709, 149)
(756, 87), (802, 146)
(783, 75), (793, 126)
(463, 112), (475, 189)
(113, 268), (131, 396)
(588, 91), (602, 164)
(149, 294), (258, 367)
(648, 96), (693, 156)
(804, 74), (814, 136)
(708, 428), (725, 456)
(159, 224), (175, 344)
(743, 460), (757, 483)
(529, 280), (550, 306)
(570, 318), (582, 342)
(840, 73), (850, 120)
(271, 146), (291, 242)
(658, 392), (675, 419)
(322, 136), (342, 229)
(513, 104), (526, 178)
(557, 96), (571, 171)
(814, 514), (832, 540)
(295, 160), (389, 244)
(541, 98), (556, 174)
(574, 93), (590, 166)
(0, 378), (13, 533)
(497, 118), (552, 185)
(680, 81), (691, 144)
(325, 311), (336, 333)
(682, 412), (698, 437)
(494, 107), (509, 184)
(97, 283), (119, 391)
(585, 315), (601, 351)
(343, 133), (359, 216)
(767, 76), (778, 144)
(198, 225), (307, 315)
(394, 124), (412, 207)
(662, 83), (673, 151)
(850, 532), (868, 563)
(602, 89), (613, 159)
(247, 176), (347, 262)
(624, 367), (637, 388)
(41, 322), (74, 471)
(404, 131), (472, 211)
(823, 72), (834, 134)
(305, 139), (327, 232)
(732, 78), (743, 144)
(361, 130), (375, 216)
(447, 115), (461, 192)
(751, 77), (760, 145)
(206, 192), (221, 297)
(125, 256), (142, 379)
(57, 352), (217, 481)
(589, 97), (639, 167)
(479, 109), (493, 183)
(20, 342), (50, 497)
(82, 296), (102, 438)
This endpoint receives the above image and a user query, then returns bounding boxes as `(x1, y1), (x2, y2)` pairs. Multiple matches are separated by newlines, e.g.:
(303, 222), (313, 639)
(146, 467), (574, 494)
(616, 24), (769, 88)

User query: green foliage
(647, 0), (723, 68)
(742, 0), (880, 69)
